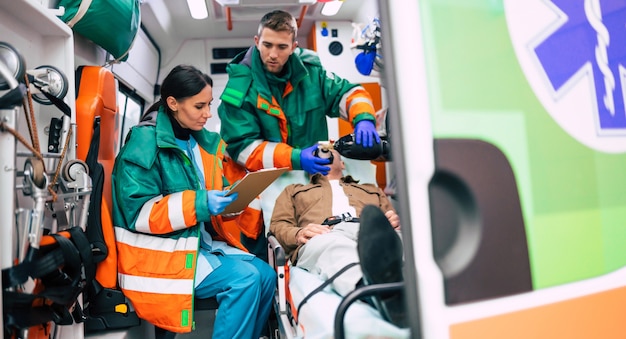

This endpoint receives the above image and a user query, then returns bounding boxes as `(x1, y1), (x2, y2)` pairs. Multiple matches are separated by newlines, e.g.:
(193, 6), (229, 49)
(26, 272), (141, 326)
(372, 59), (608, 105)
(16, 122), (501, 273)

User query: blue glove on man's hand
(207, 190), (238, 215)
(354, 120), (381, 147)
(300, 144), (331, 176)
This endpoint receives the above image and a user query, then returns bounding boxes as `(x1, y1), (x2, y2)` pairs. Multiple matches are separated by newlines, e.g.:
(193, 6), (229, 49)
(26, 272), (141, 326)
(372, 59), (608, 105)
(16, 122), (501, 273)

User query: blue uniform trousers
(195, 254), (276, 339)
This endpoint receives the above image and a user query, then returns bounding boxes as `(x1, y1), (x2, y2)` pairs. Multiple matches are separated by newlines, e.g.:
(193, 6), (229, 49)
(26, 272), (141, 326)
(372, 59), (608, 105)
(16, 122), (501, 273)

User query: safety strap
(66, 0), (93, 28)
(2, 227), (95, 330)
(4, 292), (74, 328)
(322, 213), (360, 226)
(31, 82), (71, 117)
(67, 226), (96, 283)
(2, 248), (65, 287)
(295, 262), (359, 324)
(0, 84), (27, 109)
(84, 117), (108, 264)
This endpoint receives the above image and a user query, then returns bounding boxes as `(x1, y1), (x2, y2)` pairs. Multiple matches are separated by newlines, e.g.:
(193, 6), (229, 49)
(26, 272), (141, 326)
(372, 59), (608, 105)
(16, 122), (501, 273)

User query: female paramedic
(111, 64), (276, 338)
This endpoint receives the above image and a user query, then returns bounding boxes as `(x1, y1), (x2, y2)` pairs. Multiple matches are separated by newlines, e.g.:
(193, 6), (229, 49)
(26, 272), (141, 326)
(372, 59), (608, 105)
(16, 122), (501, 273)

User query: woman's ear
(166, 96), (178, 112)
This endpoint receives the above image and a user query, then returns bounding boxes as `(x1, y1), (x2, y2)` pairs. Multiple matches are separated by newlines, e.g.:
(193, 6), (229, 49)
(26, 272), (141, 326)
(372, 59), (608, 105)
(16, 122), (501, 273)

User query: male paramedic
(218, 9), (381, 254)
(269, 149), (406, 327)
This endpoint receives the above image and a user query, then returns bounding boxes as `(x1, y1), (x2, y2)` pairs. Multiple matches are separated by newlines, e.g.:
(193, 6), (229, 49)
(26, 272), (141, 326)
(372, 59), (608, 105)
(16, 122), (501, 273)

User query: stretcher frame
(267, 234), (409, 339)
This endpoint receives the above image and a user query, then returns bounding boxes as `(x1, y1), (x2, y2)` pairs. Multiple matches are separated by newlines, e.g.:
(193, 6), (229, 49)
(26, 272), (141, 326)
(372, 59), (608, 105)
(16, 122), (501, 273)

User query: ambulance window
(116, 83), (144, 153)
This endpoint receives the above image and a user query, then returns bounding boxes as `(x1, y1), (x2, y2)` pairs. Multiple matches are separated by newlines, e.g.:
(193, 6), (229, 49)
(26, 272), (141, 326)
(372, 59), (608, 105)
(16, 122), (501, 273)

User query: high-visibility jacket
(111, 107), (259, 333)
(218, 46), (377, 171)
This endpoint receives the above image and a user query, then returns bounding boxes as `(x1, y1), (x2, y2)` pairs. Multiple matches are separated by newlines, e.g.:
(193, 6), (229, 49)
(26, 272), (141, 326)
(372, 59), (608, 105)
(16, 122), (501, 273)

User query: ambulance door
(382, 0), (626, 338)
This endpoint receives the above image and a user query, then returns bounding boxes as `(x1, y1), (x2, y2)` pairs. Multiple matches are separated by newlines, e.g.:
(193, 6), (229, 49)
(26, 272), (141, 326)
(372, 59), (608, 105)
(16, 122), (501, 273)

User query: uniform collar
(310, 174), (359, 185)
(154, 106), (221, 152)
(250, 46), (309, 101)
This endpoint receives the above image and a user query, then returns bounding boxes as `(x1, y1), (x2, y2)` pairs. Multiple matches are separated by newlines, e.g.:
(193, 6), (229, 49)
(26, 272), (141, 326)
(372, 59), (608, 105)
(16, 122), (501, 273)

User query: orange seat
(75, 65), (119, 289)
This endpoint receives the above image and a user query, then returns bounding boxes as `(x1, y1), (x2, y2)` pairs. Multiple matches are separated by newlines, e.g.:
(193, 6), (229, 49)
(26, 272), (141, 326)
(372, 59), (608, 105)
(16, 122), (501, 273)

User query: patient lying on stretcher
(270, 149), (406, 327)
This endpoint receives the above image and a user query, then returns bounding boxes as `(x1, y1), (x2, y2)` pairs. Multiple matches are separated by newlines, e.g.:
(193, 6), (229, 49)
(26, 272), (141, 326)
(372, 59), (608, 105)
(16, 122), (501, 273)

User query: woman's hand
(207, 190), (238, 215)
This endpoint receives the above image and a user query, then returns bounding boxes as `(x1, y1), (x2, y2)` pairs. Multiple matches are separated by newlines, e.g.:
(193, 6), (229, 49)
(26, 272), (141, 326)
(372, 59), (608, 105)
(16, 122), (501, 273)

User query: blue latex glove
(354, 120), (381, 147)
(207, 190), (238, 215)
(300, 144), (331, 176)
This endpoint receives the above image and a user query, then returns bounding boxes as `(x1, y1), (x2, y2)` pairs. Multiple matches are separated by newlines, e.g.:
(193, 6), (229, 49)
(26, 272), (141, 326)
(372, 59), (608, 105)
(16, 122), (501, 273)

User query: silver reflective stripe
(339, 87), (374, 121)
(238, 139), (263, 165)
(135, 195), (162, 233)
(166, 192), (187, 231)
(263, 142), (279, 168)
(248, 196), (261, 210)
(119, 273), (193, 295)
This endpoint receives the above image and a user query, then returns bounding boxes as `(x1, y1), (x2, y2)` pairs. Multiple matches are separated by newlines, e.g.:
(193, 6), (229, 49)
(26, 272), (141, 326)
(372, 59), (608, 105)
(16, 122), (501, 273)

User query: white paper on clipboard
(221, 167), (289, 215)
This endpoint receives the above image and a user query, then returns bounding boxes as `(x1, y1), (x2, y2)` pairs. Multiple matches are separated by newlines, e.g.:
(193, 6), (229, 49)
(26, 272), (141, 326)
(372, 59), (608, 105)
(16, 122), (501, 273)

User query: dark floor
(84, 310), (216, 339)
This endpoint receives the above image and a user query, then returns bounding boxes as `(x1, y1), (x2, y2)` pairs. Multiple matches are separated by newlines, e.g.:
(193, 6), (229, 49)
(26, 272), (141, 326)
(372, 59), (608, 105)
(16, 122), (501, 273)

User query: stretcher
(267, 235), (410, 339)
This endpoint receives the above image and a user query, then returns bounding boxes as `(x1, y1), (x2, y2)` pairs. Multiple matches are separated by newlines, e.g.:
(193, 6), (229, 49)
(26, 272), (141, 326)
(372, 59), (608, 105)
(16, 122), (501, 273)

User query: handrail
(334, 281), (405, 339)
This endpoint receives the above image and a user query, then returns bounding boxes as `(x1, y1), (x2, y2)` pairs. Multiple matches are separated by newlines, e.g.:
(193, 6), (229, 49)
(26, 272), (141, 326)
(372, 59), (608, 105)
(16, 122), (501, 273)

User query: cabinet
(0, 1), (79, 337)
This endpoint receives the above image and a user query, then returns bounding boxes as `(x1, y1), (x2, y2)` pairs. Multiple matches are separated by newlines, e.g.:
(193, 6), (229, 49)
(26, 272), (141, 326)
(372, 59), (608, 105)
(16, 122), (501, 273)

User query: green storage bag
(57, 0), (141, 62)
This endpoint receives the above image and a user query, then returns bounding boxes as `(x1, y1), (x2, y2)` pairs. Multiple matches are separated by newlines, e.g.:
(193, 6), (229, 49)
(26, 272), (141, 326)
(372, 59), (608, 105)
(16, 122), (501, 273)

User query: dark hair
(258, 10), (298, 41)
(145, 64), (213, 115)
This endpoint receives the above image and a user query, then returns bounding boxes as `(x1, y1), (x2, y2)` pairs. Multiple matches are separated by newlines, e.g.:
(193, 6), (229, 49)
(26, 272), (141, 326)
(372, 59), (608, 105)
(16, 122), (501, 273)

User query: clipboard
(221, 167), (289, 215)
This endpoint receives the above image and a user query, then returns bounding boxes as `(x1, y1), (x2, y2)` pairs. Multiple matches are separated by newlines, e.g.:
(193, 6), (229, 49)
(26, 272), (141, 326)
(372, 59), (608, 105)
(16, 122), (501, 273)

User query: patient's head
(327, 149), (345, 179)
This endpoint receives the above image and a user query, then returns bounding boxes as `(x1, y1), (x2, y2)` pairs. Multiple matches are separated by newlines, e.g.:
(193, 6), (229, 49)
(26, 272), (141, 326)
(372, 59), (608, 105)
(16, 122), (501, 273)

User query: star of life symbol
(505, 0), (626, 153)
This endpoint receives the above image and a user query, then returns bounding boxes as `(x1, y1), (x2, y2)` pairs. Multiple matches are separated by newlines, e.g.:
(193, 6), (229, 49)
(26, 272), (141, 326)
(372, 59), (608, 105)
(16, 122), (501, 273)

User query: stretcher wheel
(62, 159), (89, 182)
(0, 42), (26, 90)
(24, 157), (46, 189)
(30, 65), (68, 105)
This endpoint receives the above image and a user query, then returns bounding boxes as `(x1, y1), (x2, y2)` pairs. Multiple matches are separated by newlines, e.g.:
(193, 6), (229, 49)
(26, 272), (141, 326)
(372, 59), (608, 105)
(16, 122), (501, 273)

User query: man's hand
(385, 210), (401, 230)
(295, 223), (331, 245)
(354, 120), (381, 147)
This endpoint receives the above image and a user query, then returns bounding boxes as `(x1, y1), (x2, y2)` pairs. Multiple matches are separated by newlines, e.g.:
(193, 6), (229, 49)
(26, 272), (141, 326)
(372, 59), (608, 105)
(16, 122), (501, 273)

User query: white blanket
(288, 266), (410, 339)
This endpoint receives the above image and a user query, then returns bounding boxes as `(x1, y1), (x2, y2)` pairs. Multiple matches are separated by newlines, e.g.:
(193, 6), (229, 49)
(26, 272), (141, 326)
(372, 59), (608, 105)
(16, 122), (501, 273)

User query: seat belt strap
(295, 262), (359, 323)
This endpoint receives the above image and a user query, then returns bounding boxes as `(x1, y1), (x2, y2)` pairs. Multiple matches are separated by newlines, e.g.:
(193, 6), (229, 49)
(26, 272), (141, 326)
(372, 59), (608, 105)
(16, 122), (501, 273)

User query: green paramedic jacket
(111, 108), (251, 333)
(218, 46), (376, 172)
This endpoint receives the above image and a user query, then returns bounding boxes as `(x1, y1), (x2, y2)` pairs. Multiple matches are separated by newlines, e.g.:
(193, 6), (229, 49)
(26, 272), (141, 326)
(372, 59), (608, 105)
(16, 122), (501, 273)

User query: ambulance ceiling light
(187, 0), (209, 20)
(321, 0), (343, 16)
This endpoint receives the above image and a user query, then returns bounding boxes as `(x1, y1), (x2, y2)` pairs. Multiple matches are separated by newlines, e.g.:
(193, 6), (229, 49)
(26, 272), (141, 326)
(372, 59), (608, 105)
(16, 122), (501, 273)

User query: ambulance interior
(7, 0), (625, 338)
(0, 0), (412, 338)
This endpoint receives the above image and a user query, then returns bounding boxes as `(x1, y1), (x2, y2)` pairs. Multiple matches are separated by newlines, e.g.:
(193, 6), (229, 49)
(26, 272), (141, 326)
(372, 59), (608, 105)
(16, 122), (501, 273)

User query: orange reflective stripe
(116, 242), (196, 279)
(245, 141), (293, 170)
(349, 101), (376, 122)
(148, 197), (174, 233)
(245, 141), (269, 170)
(138, 193), (197, 234)
(273, 143), (295, 169)
(346, 89), (375, 122)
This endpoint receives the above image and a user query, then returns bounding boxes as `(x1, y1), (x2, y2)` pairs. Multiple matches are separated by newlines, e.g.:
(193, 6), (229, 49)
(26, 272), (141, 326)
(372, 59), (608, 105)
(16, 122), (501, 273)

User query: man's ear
(254, 35), (259, 46)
